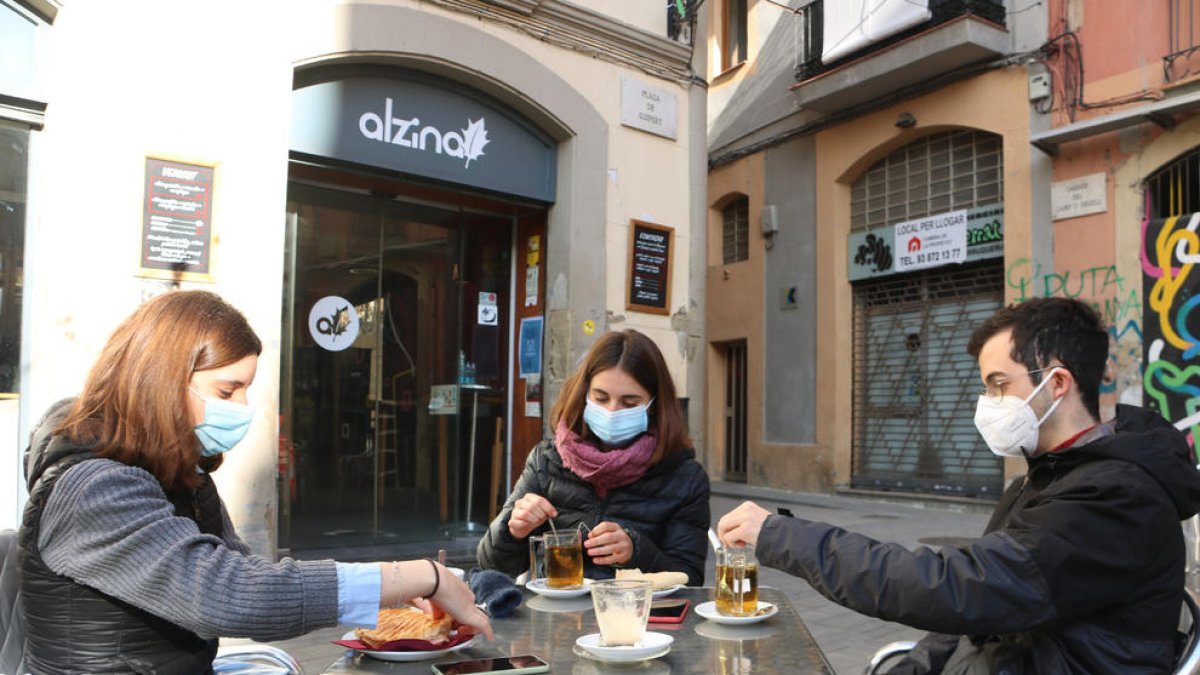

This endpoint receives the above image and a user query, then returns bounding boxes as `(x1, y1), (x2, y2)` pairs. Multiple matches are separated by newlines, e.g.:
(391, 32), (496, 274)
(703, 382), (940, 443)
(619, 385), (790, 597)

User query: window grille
(1145, 147), (1200, 218)
(1165, 0), (1200, 82)
(722, 197), (750, 264)
(850, 130), (1003, 231)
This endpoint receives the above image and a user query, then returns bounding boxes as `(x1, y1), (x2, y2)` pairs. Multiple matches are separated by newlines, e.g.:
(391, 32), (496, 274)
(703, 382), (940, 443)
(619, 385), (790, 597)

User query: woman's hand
(386, 561), (493, 640)
(585, 521), (633, 566)
(425, 567), (493, 641)
(507, 493), (557, 539)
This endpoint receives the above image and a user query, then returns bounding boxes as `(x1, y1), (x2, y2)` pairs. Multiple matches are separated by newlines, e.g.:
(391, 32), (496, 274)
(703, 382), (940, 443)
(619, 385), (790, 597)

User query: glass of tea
(528, 529), (584, 589)
(714, 545), (758, 616)
(591, 579), (653, 646)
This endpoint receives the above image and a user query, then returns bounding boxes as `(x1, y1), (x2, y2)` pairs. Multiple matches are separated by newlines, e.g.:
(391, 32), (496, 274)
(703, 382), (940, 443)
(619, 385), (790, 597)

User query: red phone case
(648, 599), (690, 624)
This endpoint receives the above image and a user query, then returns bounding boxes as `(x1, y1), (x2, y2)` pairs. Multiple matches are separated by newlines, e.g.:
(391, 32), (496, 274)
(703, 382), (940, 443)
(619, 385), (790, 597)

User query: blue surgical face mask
(583, 397), (654, 446)
(189, 388), (254, 457)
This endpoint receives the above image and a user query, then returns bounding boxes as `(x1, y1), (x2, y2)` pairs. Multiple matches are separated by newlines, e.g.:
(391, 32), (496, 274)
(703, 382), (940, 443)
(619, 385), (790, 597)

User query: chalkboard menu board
(140, 156), (216, 281)
(627, 220), (674, 315)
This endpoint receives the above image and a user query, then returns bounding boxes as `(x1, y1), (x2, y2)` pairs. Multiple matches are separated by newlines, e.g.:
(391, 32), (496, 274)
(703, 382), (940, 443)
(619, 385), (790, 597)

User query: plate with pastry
(615, 569), (689, 598)
(334, 607), (480, 662)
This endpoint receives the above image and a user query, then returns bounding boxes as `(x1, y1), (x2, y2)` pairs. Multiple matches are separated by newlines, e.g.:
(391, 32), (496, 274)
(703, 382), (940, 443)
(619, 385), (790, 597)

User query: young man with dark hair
(719, 297), (1200, 674)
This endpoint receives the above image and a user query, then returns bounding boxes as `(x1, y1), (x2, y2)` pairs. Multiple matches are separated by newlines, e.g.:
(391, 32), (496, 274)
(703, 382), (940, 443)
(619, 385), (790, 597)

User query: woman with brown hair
(477, 329), (710, 585)
(19, 290), (490, 674)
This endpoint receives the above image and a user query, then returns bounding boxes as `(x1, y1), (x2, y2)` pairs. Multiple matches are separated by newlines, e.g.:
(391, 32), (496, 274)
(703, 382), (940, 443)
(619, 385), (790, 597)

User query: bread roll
(355, 607), (452, 648)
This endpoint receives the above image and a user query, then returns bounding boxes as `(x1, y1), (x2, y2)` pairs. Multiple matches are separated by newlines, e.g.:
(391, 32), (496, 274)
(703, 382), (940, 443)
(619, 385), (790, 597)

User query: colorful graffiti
(1005, 258), (1141, 325)
(1143, 211), (1200, 452)
(1006, 257), (1144, 405)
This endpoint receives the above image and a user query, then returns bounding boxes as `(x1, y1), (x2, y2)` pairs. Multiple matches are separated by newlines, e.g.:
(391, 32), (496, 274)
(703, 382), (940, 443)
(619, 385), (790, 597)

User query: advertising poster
(519, 316), (543, 378)
(428, 384), (459, 415)
(893, 209), (967, 273)
(525, 374), (542, 418)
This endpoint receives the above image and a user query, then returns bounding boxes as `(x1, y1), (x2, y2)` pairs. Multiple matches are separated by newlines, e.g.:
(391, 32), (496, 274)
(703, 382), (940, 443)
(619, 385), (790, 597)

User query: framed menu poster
(139, 156), (217, 282)
(626, 219), (674, 315)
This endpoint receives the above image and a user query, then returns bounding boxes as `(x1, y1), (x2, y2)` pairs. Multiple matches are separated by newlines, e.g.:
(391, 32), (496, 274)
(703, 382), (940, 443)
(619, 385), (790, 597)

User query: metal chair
(864, 587), (1200, 675)
(1177, 587), (1200, 674)
(213, 643), (304, 674)
(864, 640), (917, 675)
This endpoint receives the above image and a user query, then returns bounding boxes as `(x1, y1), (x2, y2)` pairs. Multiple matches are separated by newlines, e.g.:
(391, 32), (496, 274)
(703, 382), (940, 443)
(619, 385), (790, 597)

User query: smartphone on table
(431, 655), (550, 675)
(648, 598), (690, 624)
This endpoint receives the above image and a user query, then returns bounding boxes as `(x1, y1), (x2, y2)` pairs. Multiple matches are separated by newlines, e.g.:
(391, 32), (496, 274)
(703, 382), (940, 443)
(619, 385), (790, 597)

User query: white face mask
(974, 367), (1064, 458)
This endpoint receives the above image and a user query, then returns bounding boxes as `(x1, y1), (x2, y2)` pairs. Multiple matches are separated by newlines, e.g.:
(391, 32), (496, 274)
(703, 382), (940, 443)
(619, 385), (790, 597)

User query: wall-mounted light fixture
(761, 205), (779, 251)
(895, 112), (917, 128)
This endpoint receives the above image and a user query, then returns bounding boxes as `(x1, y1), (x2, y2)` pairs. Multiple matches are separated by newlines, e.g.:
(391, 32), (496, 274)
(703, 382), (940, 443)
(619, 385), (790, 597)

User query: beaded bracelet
(389, 562), (402, 607)
(423, 558), (441, 599)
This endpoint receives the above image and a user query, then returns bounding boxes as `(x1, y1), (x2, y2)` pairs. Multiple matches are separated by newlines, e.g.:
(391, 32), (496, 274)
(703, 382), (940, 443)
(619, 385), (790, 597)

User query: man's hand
(717, 501), (772, 548)
(507, 493), (557, 539)
(585, 521), (633, 566)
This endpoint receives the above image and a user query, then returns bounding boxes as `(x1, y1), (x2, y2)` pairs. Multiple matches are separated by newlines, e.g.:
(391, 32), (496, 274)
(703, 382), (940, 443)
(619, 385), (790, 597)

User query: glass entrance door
(282, 182), (512, 554)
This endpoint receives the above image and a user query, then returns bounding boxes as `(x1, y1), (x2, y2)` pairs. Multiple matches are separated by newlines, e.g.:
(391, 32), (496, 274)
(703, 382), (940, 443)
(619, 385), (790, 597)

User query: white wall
(584, 0), (667, 36)
(16, 1), (295, 552)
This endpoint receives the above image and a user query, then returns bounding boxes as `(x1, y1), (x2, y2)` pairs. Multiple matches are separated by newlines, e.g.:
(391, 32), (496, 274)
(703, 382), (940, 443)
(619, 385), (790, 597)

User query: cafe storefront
(10, 2), (702, 561)
(280, 70), (557, 554)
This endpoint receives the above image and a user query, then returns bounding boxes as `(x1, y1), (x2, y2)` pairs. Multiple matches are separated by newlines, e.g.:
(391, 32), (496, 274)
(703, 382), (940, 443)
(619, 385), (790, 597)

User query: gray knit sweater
(36, 458), (340, 641)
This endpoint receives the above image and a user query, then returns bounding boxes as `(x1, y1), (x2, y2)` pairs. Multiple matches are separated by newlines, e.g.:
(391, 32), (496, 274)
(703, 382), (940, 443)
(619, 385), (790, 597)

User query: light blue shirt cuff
(336, 562), (382, 627)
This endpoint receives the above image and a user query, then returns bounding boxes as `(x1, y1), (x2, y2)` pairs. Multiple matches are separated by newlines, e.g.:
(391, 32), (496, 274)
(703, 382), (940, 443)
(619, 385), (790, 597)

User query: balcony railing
(1165, 0), (1200, 82)
(796, 0), (1007, 82)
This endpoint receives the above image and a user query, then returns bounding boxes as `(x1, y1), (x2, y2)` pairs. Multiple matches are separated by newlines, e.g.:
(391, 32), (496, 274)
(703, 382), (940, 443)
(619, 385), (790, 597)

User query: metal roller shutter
(851, 260), (1004, 497)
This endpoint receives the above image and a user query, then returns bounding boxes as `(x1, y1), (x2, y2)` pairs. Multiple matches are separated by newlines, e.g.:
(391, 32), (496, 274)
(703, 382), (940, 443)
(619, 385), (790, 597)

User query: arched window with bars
(849, 129), (1006, 497)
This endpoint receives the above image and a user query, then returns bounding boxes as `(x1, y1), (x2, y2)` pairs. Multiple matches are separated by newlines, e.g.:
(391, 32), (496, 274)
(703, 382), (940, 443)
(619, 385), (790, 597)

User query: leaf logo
(461, 118), (490, 168)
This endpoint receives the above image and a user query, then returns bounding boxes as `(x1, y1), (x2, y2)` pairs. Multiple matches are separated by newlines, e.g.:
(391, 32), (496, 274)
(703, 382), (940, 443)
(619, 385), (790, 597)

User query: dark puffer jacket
(477, 440), (710, 585)
(757, 405), (1200, 675)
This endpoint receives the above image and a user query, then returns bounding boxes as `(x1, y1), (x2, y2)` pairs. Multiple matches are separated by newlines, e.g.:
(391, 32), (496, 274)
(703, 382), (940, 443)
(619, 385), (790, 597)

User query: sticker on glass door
(309, 295), (360, 351)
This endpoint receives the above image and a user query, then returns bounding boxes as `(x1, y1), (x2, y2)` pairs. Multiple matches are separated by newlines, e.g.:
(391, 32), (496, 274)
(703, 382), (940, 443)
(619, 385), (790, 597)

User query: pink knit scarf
(554, 421), (657, 498)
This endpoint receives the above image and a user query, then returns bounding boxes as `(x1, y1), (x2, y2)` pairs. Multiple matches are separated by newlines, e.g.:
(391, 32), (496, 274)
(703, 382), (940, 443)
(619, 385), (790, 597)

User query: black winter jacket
(477, 439), (710, 585)
(757, 405), (1200, 675)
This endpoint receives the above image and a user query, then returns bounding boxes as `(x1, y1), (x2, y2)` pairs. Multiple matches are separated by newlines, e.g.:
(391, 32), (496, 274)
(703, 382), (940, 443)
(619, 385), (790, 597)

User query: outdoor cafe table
(321, 586), (834, 674)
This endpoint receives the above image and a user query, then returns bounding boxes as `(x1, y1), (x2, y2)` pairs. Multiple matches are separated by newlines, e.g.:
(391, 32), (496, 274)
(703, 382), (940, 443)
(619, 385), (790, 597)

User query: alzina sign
(359, 97), (490, 168)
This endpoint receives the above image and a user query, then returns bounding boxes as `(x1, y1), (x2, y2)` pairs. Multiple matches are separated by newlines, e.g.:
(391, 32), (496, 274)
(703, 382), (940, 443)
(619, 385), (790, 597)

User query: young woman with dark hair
(477, 329), (710, 585)
(20, 290), (490, 674)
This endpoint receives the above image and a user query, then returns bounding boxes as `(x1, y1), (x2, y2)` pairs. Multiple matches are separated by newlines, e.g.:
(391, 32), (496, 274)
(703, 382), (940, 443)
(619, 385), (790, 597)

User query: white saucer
(526, 578), (592, 598)
(575, 632), (674, 663)
(694, 600), (777, 625)
(526, 594), (595, 613)
(652, 584), (684, 598)
(571, 649), (672, 674)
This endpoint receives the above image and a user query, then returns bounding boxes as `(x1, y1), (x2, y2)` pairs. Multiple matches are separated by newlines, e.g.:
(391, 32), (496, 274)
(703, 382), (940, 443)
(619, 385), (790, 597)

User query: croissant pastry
(355, 607), (453, 648)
